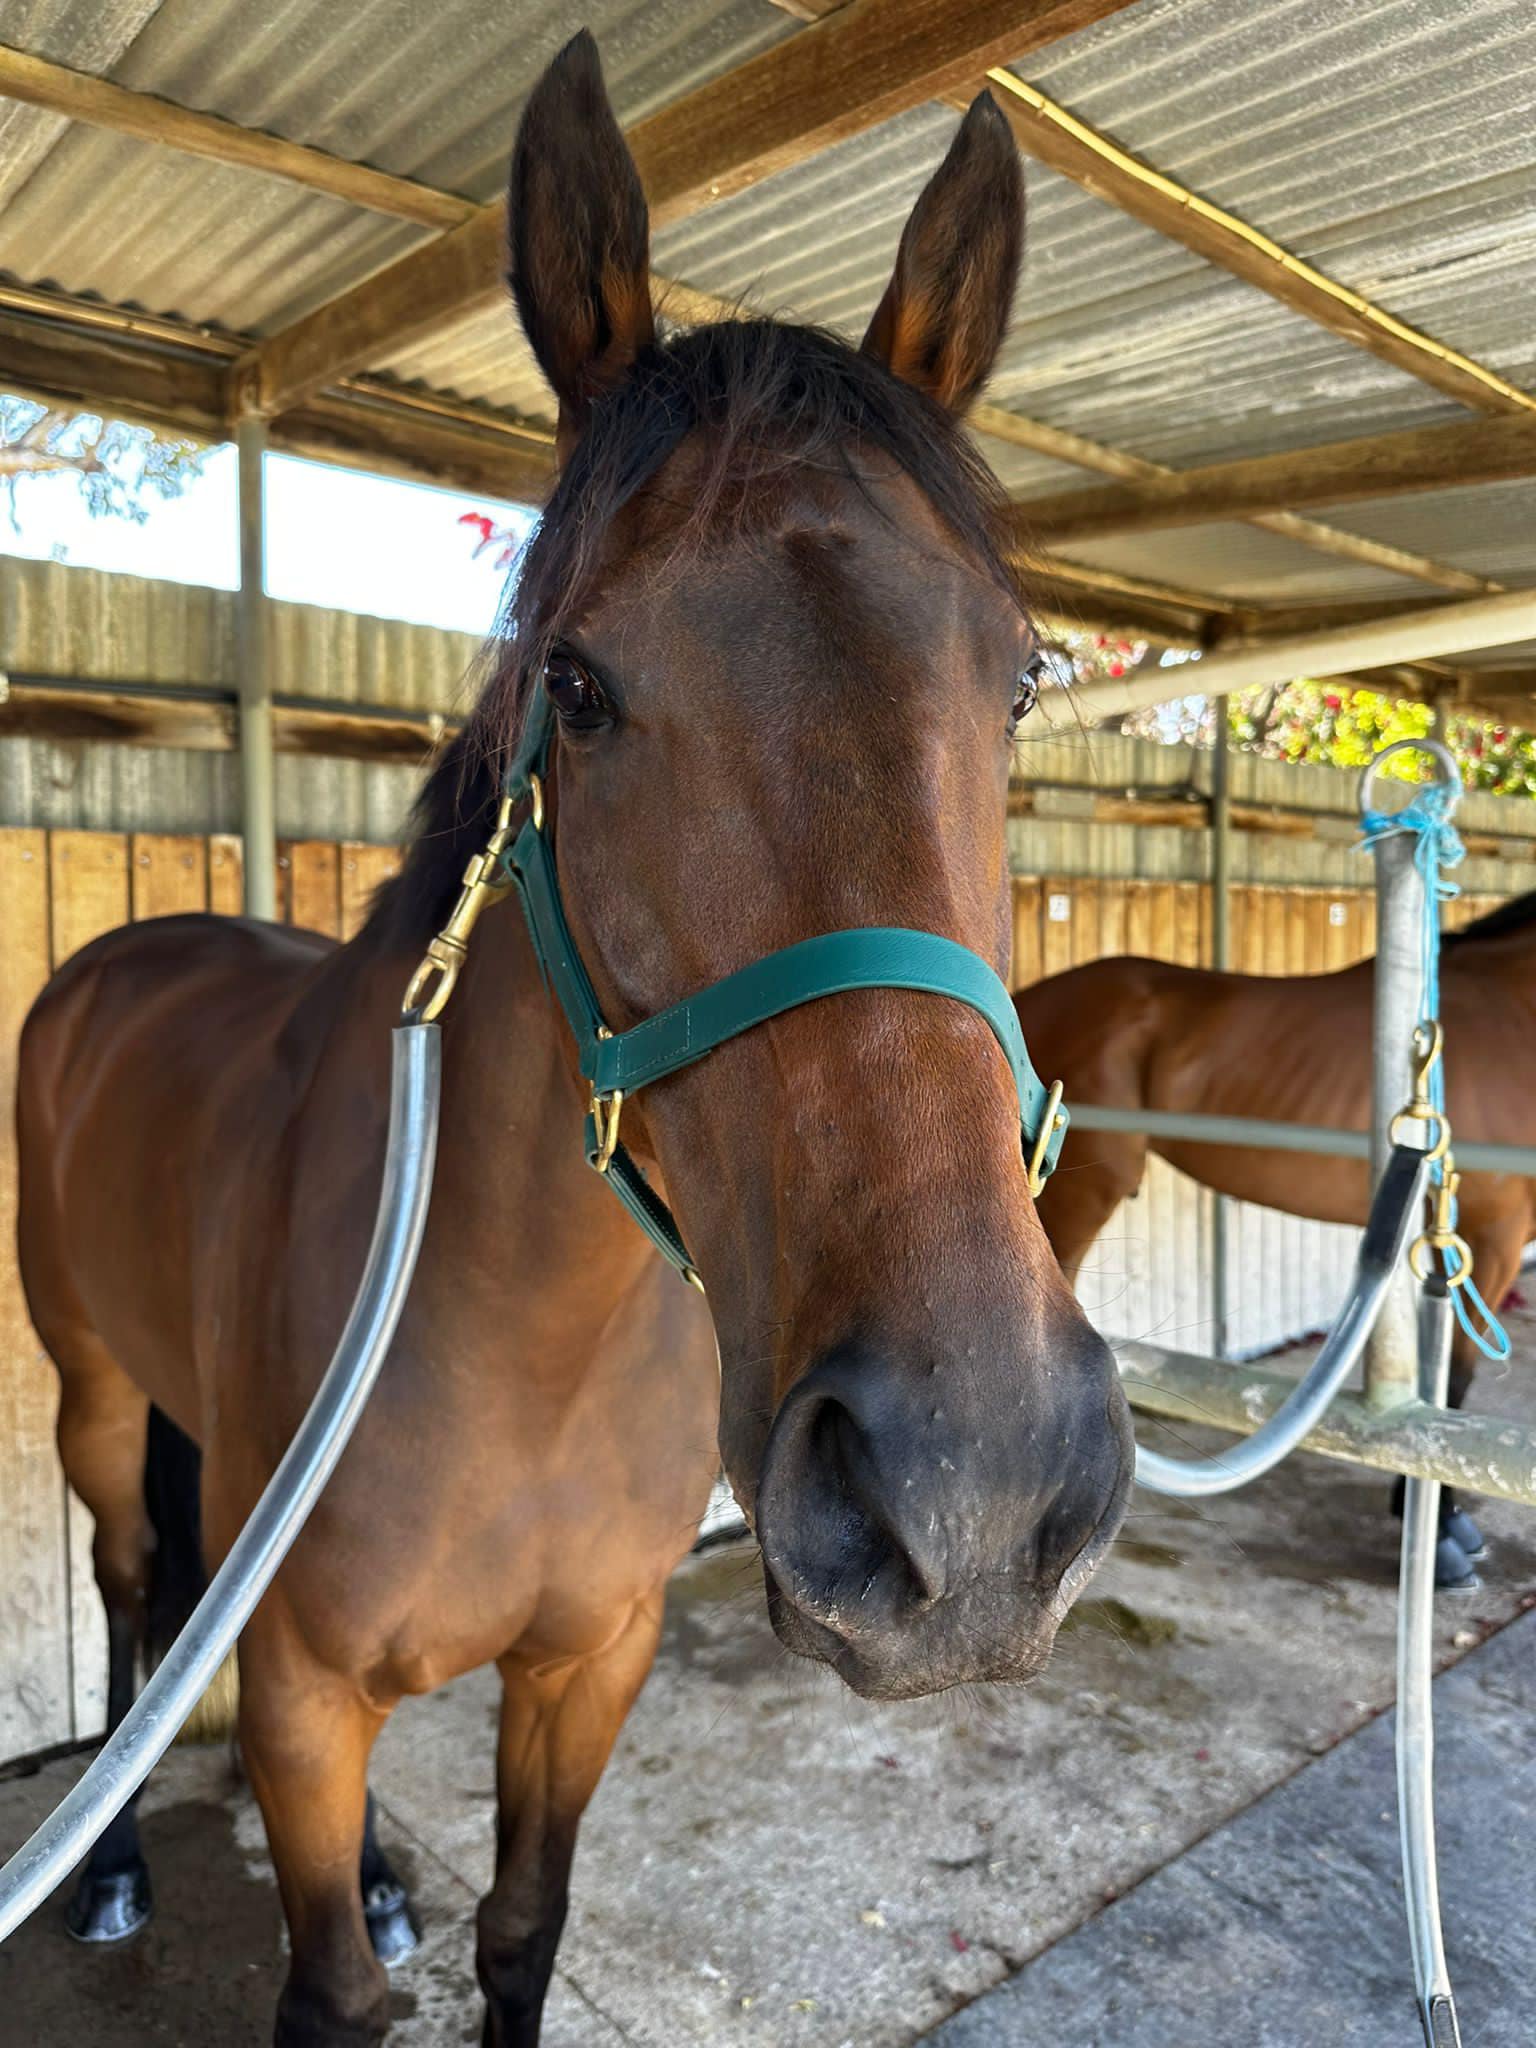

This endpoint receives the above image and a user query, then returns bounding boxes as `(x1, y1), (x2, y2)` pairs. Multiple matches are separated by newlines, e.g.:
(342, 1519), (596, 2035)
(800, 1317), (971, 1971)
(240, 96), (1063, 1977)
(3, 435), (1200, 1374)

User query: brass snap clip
(401, 793), (518, 1022)
(1025, 1080), (1066, 1200)
(1387, 1020), (1451, 1164)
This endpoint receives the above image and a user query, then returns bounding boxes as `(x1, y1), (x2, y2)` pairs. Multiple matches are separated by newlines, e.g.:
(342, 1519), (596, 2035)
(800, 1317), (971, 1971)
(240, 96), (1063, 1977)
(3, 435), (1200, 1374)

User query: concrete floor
(4, 1304), (1536, 2047)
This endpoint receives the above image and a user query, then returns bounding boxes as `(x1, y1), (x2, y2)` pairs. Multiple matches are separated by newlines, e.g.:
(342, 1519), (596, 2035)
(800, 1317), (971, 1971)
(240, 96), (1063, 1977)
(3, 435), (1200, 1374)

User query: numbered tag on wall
(1048, 893), (1072, 923)
(1329, 901), (1347, 927)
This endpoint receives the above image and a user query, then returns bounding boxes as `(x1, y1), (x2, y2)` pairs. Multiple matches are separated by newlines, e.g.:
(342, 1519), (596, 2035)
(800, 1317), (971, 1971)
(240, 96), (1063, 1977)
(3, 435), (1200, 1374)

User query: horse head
(494, 31), (1133, 1700)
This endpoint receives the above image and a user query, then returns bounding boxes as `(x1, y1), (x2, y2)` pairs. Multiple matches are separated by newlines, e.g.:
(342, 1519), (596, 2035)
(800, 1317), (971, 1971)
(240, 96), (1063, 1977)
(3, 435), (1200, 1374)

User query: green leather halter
(499, 693), (1068, 1289)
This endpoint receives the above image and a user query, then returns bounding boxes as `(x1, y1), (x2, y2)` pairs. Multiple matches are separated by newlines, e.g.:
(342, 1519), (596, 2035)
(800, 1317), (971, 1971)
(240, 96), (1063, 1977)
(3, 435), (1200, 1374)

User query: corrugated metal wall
(0, 557), (483, 839)
(1011, 725), (1536, 895)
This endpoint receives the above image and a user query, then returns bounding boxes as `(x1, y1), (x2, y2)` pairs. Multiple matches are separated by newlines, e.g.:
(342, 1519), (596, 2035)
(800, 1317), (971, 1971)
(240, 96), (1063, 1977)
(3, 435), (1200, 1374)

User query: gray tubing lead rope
(1401, 1282), (1461, 2048)
(0, 1022), (441, 1945)
(1131, 1142), (1426, 1498)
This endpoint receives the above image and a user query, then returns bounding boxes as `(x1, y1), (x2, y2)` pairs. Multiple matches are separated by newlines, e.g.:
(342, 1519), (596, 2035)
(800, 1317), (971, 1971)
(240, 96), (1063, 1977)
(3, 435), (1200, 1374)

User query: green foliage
(1231, 680), (1536, 800)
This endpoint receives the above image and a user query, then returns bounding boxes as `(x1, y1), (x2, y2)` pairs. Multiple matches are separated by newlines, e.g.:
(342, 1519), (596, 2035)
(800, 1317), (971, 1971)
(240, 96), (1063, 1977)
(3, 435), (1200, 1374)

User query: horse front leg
(239, 1607), (392, 2048)
(478, 1591), (665, 2048)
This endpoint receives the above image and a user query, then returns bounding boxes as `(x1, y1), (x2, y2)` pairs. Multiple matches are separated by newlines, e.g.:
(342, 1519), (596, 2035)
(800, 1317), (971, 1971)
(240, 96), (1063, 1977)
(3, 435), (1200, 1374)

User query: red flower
(1108, 662), (1124, 677)
(1324, 693), (1342, 711)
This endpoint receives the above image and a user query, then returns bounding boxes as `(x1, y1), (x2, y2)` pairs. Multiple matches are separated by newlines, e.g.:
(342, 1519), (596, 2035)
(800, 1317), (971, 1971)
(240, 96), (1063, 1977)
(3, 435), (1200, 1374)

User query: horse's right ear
(508, 30), (655, 442)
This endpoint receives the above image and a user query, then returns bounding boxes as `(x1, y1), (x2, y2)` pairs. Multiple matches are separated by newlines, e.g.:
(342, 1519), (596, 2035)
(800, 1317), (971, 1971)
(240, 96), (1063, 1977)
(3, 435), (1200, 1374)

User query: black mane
(1443, 884), (1536, 949)
(370, 318), (1022, 944)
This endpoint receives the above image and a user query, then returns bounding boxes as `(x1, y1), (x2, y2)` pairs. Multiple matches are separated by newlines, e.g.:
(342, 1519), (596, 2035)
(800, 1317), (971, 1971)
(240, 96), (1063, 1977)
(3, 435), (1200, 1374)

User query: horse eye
(545, 652), (608, 728)
(1012, 658), (1043, 726)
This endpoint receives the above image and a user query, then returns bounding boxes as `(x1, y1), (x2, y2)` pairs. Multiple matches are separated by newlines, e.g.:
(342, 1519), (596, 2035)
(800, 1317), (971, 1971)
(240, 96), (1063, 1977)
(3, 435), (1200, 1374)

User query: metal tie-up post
(1131, 738), (1467, 2045)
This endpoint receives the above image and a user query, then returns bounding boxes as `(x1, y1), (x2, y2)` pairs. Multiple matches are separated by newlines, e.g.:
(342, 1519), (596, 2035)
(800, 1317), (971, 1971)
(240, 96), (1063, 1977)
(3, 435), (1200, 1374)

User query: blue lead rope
(1359, 785), (1511, 1363)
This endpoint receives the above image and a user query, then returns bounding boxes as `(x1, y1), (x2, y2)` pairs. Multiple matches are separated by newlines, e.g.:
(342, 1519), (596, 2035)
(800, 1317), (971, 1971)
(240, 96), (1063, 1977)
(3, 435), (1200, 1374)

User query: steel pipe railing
(1131, 1144), (1425, 1497)
(1067, 1102), (1536, 1179)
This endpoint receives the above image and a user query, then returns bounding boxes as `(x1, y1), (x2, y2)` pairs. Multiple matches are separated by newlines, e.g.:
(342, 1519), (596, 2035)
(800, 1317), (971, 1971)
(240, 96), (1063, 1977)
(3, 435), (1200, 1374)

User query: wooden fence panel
(340, 844), (403, 942)
(209, 835), (244, 915)
(281, 841), (343, 939)
(130, 834), (209, 920)
(0, 833), (71, 1762)
(47, 832), (131, 1738)
(1009, 879), (1042, 991)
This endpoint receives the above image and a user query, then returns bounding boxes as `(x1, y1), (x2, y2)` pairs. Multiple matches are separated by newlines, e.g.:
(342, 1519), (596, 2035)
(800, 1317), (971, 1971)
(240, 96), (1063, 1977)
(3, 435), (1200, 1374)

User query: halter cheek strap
(499, 695), (1068, 1288)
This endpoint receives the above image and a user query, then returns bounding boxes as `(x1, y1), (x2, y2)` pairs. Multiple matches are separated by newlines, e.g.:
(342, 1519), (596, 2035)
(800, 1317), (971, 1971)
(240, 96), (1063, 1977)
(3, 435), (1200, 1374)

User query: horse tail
(143, 1404), (240, 1744)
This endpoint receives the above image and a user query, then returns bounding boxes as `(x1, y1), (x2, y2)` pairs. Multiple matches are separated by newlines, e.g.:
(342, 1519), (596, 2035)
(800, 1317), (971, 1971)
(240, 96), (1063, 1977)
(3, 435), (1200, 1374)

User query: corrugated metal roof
(2, 0), (1534, 651)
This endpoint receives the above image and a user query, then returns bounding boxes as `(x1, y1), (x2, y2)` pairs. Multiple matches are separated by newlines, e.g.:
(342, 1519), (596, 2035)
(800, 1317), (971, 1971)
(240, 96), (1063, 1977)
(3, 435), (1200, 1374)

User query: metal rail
(1068, 1101), (1536, 1178)
(0, 1023), (441, 1944)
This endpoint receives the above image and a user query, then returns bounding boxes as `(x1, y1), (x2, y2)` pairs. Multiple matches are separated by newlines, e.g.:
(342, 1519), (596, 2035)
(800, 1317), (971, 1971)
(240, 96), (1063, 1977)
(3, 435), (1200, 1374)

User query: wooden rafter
(234, 0), (1139, 418)
(1014, 412), (1536, 543)
(972, 403), (1497, 598)
(974, 69), (1536, 420)
(0, 42), (475, 231)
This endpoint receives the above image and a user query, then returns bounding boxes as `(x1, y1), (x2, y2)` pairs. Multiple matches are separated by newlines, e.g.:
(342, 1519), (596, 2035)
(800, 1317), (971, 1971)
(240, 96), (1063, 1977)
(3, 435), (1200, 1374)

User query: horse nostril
(760, 1381), (949, 1626)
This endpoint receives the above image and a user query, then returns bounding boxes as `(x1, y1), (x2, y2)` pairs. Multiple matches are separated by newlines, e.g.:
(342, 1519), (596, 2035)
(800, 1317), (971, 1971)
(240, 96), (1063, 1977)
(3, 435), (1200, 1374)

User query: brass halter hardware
(402, 793), (519, 1023)
(1387, 1021), (1452, 1165)
(1025, 1080), (1066, 1200)
(589, 1027), (624, 1173)
(1385, 1020), (1475, 1289)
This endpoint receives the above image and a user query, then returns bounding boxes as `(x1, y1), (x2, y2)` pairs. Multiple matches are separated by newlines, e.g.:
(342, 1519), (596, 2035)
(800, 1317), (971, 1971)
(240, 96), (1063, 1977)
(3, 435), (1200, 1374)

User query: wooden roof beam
(1013, 412), (1536, 544)
(972, 402), (1498, 598)
(975, 69), (1536, 420)
(0, 297), (555, 502)
(0, 40), (475, 230)
(236, 0), (1139, 419)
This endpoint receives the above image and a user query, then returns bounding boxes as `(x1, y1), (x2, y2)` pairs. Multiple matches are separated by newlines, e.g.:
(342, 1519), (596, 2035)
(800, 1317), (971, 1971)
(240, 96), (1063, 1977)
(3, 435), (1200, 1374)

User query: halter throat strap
(499, 696), (1067, 1286)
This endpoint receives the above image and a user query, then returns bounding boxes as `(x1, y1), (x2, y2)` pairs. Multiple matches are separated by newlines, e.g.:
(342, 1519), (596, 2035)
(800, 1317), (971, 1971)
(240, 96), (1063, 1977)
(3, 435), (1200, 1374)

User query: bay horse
(1016, 894), (1536, 1577)
(14, 34), (1131, 2047)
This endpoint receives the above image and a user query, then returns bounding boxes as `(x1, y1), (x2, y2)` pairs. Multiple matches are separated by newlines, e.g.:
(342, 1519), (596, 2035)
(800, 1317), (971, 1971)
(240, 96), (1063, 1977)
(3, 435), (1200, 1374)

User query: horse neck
(1445, 924), (1536, 1021)
(360, 891), (659, 1373)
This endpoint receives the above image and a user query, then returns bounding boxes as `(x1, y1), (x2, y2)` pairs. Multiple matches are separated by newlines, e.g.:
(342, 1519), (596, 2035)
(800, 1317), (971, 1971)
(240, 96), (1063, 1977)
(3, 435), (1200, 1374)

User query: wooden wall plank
(208, 835), (245, 916)
(130, 833), (209, 920)
(1041, 877), (1077, 977)
(340, 843), (402, 942)
(49, 831), (129, 968)
(282, 841), (342, 939)
(1069, 880), (1103, 966)
(1173, 884), (1201, 965)
(47, 830), (129, 1739)
(0, 831), (73, 1760)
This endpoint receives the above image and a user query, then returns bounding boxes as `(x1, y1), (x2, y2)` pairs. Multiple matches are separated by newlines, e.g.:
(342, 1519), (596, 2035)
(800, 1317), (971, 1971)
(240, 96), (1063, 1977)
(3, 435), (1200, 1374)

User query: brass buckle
(590, 1087), (624, 1173)
(401, 793), (518, 1022)
(589, 1025), (623, 1172)
(1025, 1079), (1066, 1200)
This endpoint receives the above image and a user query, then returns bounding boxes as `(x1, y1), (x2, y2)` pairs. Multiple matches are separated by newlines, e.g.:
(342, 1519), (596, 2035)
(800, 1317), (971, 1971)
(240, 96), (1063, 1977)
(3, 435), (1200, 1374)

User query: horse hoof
(1443, 1509), (1487, 1563)
(1434, 1536), (1481, 1594)
(363, 1878), (419, 1968)
(65, 1867), (152, 1945)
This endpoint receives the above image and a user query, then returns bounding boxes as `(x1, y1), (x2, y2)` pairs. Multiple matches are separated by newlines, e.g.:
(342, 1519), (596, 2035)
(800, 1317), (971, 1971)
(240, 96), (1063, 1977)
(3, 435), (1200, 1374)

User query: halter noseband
(498, 693), (1068, 1289)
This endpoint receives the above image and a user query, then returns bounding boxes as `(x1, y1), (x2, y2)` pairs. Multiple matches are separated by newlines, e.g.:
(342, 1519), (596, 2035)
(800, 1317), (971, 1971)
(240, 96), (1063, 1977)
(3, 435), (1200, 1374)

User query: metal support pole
(1209, 694), (1232, 1357)
(237, 416), (278, 920)
(1365, 810), (1427, 1410)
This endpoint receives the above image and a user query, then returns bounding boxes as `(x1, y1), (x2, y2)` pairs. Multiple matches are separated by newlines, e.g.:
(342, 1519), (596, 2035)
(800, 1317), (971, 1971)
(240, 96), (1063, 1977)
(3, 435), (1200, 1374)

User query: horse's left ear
(508, 30), (655, 440)
(861, 92), (1023, 413)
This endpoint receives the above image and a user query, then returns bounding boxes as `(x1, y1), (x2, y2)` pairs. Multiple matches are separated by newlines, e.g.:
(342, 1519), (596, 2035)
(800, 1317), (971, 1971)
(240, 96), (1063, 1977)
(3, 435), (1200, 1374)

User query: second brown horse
(1018, 894), (1536, 1573)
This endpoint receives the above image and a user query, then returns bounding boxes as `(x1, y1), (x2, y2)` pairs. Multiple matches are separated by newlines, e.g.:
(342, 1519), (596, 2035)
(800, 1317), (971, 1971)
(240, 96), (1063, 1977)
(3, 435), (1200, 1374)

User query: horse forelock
(372, 318), (1023, 945)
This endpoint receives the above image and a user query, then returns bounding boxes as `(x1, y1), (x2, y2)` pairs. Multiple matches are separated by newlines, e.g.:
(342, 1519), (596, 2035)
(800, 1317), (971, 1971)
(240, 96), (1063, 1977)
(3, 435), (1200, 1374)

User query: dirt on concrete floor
(4, 1304), (1536, 2047)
